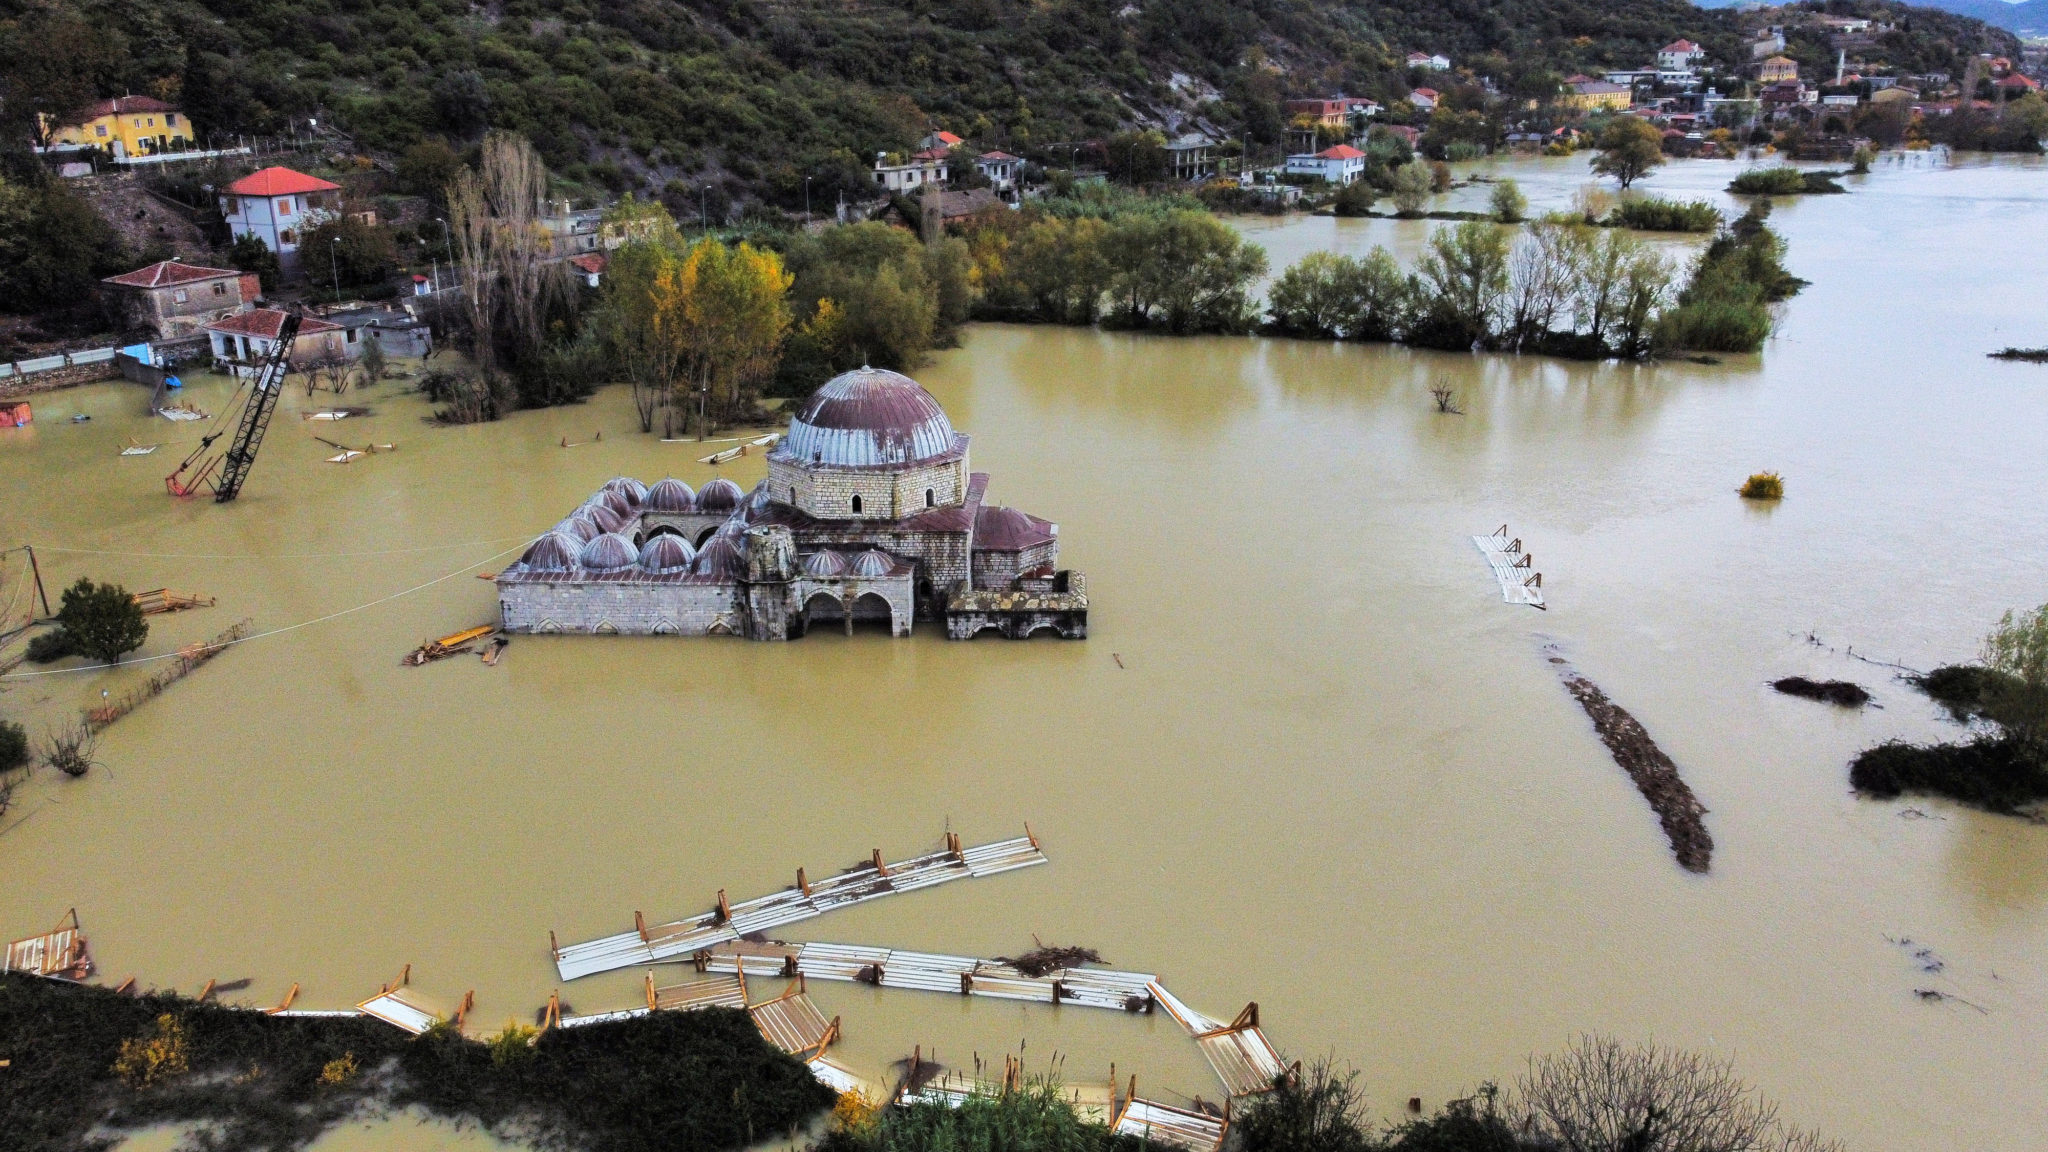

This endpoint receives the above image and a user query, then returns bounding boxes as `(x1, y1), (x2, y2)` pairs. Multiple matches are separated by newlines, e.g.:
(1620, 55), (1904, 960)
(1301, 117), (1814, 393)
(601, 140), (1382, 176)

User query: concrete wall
(769, 454), (968, 521)
(498, 578), (742, 636)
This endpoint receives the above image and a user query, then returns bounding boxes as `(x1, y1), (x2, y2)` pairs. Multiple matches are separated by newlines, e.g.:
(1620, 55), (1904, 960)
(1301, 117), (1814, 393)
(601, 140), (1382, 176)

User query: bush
(1738, 472), (1783, 499)
(1390, 162), (1433, 216)
(228, 234), (281, 293)
(25, 629), (75, 663)
(1489, 180), (1526, 224)
(1850, 735), (2048, 813)
(35, 579), (148, 664)
(1233, 1059), (1376, 1152)
(820, 1078), (1143, 1152)
(1332, 180), (1377, 217)
(1608, 198), (1720, 233)
(1729, 167), (1807, 195)
(0, 717), (27, 773)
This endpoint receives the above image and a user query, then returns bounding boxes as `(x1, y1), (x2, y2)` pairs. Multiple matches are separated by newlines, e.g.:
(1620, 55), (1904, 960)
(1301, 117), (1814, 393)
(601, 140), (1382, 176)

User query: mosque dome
(603, 476), (648, 506)
(697, 477), (744, 512)
(598, 489), (635, 518)
(801, 550), (848, 578)
(580, 532), (639, 570)
(521, 531), (582, 570)
(695, 534), (745, 578)
(589, 502), (628, 535)
(645, 478), (696, 512)
(848, 549), (895, 578)
(556, 515), (600, 543)
(639, 533), (696, 573)
(772, 368), (958, 468)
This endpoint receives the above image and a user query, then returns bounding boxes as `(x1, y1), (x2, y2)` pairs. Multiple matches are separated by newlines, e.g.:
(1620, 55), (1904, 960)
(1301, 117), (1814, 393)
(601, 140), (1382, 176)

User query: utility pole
(25, 544), (52, 619)
(329, 236), (341, 303)
(700, 185), (709, 231)
(804, 175), (813, 227)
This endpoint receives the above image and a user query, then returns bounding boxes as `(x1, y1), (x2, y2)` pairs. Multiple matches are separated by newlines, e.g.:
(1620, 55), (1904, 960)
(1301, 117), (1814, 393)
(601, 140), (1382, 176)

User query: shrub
(113, 1013), (191, 1088)
(1489, 179), (1527, 224)
(1233, 1059), (1376, 1152)
(1738, 472), (1783, 499)
(1730, 167), (1807, 195)
(24, 628), (74, 663)
(0, 718), (27, 773)
(1332, 180), (1377, 217)
(39, 578), (147, 664)
(821, 1078), (1142, 1152)
(1608, 198), (1720, 233)
(1850, 735), (2048, 813)
(1390, 162), (1433, 216)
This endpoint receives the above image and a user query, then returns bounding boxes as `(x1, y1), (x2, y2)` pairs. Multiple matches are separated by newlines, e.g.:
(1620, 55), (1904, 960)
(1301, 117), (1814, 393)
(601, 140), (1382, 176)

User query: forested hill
(0, 0), (2013, 209)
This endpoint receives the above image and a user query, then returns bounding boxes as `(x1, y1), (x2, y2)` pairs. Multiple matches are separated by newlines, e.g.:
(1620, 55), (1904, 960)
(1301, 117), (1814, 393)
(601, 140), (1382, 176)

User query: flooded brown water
(5, 154), (2047, 1151)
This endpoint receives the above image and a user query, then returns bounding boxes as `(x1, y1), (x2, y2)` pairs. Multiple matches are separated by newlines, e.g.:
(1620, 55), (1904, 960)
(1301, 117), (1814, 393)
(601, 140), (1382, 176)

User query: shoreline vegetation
(6, 976), (1846, 1152)
(1849, 605), (2048, 819)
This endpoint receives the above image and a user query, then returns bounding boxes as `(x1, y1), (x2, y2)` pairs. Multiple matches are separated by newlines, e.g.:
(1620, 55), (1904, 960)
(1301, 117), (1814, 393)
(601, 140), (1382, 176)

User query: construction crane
(165, 312), (301, 502)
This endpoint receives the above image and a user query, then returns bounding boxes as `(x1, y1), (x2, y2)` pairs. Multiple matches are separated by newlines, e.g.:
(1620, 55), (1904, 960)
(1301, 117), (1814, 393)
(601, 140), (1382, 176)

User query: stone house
(101, 260), (257, 338)
(873, 151), (948, 193)
(1658, 40), (1707, 73)
(204, 309), (347, 369)
(974, 150), (1023, 193)
(1760, 56), (1800, 84)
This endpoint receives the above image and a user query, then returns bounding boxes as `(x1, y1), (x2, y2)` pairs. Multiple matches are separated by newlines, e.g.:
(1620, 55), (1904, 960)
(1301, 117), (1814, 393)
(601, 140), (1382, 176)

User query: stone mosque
(494, 368), (1087, 640)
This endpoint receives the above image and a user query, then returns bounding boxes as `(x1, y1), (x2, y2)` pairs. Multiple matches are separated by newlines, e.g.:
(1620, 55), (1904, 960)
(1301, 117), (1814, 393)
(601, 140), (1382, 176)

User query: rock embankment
(1552, 656), (1714, 873)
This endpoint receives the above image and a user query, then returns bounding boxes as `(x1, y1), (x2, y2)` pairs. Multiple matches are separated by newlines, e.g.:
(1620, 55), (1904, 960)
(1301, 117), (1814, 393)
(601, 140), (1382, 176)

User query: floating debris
(157, 404), (208, 422)
(698, 938), (1153, 1010)
(748, 978), (840, 1060)
(551, 828), (1047, 981)
(1772, 677), (1871, 706)
(326, 450), (365, 464)
(480, 635), (509, 666)
(1472, 525), (1545, 608)
(131, 588), (215, 615)
(355, 965), (447, 1034)
(120, 442), (159, 456)
(2, 909), (93, 980)
(304, 407), (373, 421)
(1550, 651), (1713, 873)
(996, 944), (1104, 978)
(402, 625), (495, 666)
(1114, 1097), (1228, 1152)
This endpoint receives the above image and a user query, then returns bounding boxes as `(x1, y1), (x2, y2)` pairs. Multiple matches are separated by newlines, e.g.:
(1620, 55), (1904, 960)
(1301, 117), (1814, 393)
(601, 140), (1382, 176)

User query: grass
(1, 974), (836, 1152)
(1738, 472), (1784, 500)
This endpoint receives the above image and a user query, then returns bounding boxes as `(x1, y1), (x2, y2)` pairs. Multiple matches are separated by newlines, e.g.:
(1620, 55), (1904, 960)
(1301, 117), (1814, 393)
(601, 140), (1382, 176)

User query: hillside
(1697, 0), (2048, 36)
(0, 0), (2021, 213)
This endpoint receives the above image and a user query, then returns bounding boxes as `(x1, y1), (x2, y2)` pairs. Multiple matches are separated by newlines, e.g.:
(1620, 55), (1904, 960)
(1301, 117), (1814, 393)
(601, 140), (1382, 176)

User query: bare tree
(1520, 1036), (1781, 1152)
(1505, 221), (1579, 350)
(1431, 384), (1464, 414)
(446, 133), (564, 410)
(41, 719), (100, 778)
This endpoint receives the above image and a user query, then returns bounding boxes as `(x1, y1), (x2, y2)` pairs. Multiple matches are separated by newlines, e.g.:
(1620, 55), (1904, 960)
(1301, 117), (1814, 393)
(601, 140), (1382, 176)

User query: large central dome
(773, 368), (959, 468)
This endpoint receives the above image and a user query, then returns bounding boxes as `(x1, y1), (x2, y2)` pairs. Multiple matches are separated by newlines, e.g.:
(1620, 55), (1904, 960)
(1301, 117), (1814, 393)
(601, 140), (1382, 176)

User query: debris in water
(86, 618), (253, 731)
(1549, 649), (1713, 872)
(1772, 676), (1871, 707)
(996, 944), (1104, 978)
(131, 588), (215, 615)
(403, 625), (495, 666)
(304, 407), (373, 421)
(2, 908), (93, 980)
(121, 442), (158, 456)
(480, 636), (509, 666)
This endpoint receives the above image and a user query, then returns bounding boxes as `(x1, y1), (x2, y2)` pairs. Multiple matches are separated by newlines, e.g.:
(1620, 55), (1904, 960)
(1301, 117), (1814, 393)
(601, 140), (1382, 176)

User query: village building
(569, 253), (607, 288)
(919, 130), (965, 152)
(1408, 87), (1440, 111)
(873, 151), (947, 193)
(204, 309), (347, 370)
(101, 260), (258, 339)
(40, 96), (188, 159)
(220, 167), (343, 273)
(1284, 99), (1352, 129)
(495, 367), (1087, 641)
(1283, 144), (1367, 185)
(1164, 133), (1218, 181)
(1406, 52), (1451, 71)
(974, 150), (1023, 193)
(324, 306), (433, 359)
(1658, 40), (1707, 73)
(1760, 56), (1800, 84)
(1564, 79), (1634, 112)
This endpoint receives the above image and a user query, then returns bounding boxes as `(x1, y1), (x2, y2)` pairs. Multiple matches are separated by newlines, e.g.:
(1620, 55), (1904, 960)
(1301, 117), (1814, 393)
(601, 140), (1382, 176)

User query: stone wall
(638, 510), (730, 545)
(972, 540), (1058, 589)
(498, 578), (742, 636)
(790, 573), (915, 636)
(0, 360), (123, 399)
(769, 453), (968, 521)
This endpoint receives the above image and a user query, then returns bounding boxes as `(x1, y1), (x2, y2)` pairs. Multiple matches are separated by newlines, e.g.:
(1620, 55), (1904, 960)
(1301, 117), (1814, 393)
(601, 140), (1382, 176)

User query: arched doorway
(849, 591), (896, 635)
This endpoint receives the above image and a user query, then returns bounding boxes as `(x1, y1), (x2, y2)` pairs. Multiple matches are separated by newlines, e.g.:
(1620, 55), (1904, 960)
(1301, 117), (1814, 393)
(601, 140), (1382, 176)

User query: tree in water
(1591, 117), (1666, 190)
(27, 578), (148, 664)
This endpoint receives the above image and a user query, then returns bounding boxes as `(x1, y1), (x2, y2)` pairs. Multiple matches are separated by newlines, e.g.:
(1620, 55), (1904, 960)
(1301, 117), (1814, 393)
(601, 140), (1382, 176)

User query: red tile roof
(978, 150), (1020, 161)
(204, 308), (342, 339)
(931, 131), (964, 145)
(225, 167), (342, 197)
(1411, 87), (1439, 100)
(67, 95), (175, 123)
(1662, 39), (1698, 53)
(569, 253), (607, 275)
(1317, 144), (1366, 160)
(102, 260), (241, 289)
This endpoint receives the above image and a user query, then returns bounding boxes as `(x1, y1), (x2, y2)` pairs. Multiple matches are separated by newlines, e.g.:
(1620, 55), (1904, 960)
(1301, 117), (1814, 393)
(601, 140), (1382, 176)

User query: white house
(204, 308), (347, 370)
(1658, 39), (1707, 73)
(974, 150), (1022, 192)
(1409, 87), (1440, 111)
(1283, 144), (1367, 185)
(1406, 52), (1451, 71)
(219, 167), (342, 273)
(873, 150), (947, 193)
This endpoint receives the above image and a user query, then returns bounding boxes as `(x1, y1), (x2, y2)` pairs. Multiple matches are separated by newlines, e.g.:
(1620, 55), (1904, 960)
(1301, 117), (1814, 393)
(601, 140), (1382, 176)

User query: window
(212, 282), (226, 296)
(173, 289), (188, 304)
(166, 114), (176, 127)
(790, 488), (797, 503)
(347, 329), (358, 343)
(279, 229), (296, 244)
(926, 488), (935, 507)
(278, 198), (293, 215)
(851, 495), (863, 514)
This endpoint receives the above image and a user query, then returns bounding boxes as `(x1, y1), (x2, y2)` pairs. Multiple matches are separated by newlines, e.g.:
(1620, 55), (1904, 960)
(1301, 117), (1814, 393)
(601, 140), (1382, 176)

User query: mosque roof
(770, 367), (965, 470)
(521, 532), (581, 570)
(645, 477), (696, 512)
(974, 504), (1057, 551)
(603, 476), (648, 506)
(639, 533), (696, 572)
(556, 515), (599, 542)
(695, 535), (745, 578)
(580, 532), (639, 570)
(697, 477), (744, 512)
(801, 550), (849, 577)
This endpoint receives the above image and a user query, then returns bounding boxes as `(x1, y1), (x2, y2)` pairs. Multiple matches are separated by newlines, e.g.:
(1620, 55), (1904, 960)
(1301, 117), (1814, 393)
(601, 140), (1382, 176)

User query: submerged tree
(1591, 117), (1666, 190)
(27, 578), (147, 664)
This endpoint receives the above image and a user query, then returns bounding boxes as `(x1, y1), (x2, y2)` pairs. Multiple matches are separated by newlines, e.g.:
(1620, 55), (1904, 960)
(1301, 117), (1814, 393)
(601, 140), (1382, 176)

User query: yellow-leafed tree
(668, 237), (793, 437)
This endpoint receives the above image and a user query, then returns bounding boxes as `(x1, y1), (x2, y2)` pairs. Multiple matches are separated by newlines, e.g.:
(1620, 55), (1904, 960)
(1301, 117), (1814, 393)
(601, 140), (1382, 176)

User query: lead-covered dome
(580, 532), (639, 570)
(695, 534), (744, 578)
(697, 477), (744, 512)
(603, 477), (648, 506)
(639, 533), (696, 573)
(772, 368), (958, 468)
(521, 531), (582, 570)
(801, 550), (848, 578)
(848, 549), (895, 578)
(645, 477), (696, 512)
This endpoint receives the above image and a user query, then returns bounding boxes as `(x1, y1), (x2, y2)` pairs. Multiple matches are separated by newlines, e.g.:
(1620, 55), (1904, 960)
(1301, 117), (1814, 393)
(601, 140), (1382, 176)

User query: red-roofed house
(220, 167), (343, 273)
(919, 130), (966, 151)
(40, 96), (187, 158)
(974, 150), (1022, 192)
(1658, 39), (1706, 72)
(1409, 87), (1440, 111)
(569, 253), (608, 288)
(101, 260), (258, 338)
(1997, 72), (2041, 94)
(204, 308), (347, 370)
(1284, 143), (1368, 185)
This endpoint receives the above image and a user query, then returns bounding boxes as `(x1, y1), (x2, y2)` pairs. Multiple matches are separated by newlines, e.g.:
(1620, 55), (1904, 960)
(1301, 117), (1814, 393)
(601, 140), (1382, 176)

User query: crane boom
(164, 312), (302, 502)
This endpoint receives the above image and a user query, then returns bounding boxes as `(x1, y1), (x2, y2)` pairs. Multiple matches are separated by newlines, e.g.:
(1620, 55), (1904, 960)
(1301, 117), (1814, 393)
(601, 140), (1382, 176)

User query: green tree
(1103, 129), (1169, 185)
(1411, 221), (1510, 349)
(1332, 179), (1376, 217)
(50, 578), (148, 664)
(1981, 603), (2048, 741)
(1389, 162), (1433, 216)
(1591, 117), (1666, 190)
(301, 217), (400, 293)
(0, 176), (130, 308)
(228, 233), (281, 293)
(396, 138), (463, 205)
(1266, 248), (1408, 342)
(1490, 179), (1527, 223)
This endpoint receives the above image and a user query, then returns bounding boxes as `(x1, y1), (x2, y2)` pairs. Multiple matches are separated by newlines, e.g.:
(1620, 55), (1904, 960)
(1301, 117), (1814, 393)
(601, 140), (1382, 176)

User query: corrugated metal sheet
(1114, 1099), (1227, 1152)
(653, 974), (747, 1011)
(357, 989), (440, 1034)
(750, 990), (833, 1056)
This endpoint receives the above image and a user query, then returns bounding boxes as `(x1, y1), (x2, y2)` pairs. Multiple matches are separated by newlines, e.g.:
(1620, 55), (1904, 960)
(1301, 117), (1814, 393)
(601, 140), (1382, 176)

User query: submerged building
(495, 368), (1087, 640)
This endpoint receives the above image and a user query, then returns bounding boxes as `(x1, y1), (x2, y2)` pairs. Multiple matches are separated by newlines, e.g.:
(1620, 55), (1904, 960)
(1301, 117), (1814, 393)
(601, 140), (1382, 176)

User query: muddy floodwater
(4, 155), (2047, 1151)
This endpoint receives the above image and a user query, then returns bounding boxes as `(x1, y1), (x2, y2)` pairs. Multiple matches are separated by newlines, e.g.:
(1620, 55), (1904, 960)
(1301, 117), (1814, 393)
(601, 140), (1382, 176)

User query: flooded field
(4, 154), (2047, 1151)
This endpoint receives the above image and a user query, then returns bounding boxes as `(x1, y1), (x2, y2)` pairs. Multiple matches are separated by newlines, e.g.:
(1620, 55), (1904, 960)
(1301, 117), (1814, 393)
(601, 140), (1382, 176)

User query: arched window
(926, 488), (936, 508)
(851, 494), (862, 514)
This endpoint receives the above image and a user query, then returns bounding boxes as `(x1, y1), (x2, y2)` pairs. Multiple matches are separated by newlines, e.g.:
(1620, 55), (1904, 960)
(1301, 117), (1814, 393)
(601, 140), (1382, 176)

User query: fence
(0, 347), (122, 380)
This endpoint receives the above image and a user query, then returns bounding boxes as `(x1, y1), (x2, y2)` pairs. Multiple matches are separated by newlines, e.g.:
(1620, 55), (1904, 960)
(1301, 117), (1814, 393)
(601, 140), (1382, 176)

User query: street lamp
(700, 184), (709, 231)
(329, 236), (341, 303)
(804, 176), (813, 227)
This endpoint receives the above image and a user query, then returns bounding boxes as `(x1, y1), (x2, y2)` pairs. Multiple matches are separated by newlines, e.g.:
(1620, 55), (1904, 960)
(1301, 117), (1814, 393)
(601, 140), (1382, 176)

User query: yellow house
(41, 96), (189, 158)
(1760, 56), (1800, 84)
(1561, 80), (1634, 112)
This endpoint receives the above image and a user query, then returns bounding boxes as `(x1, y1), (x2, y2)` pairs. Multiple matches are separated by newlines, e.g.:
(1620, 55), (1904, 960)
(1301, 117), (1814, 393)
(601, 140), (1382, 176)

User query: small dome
(521, 531), (582, 570)
(645, 477), (696, 512)
(716, 516), (747, 540)
(599, 489), (635, 518)
(556, 515), (600, 542)
(746, 482), (771, 515)
(802, 550), (849, 578)
(603, 476), (649, 506)
(589, 502), (628, 535)
(580, 532), (639, 570)
(639, 533), (696, 573)
(694, 534), (745, 578)
(697, 477), (744, 512)
(848, 549), (894, 578)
